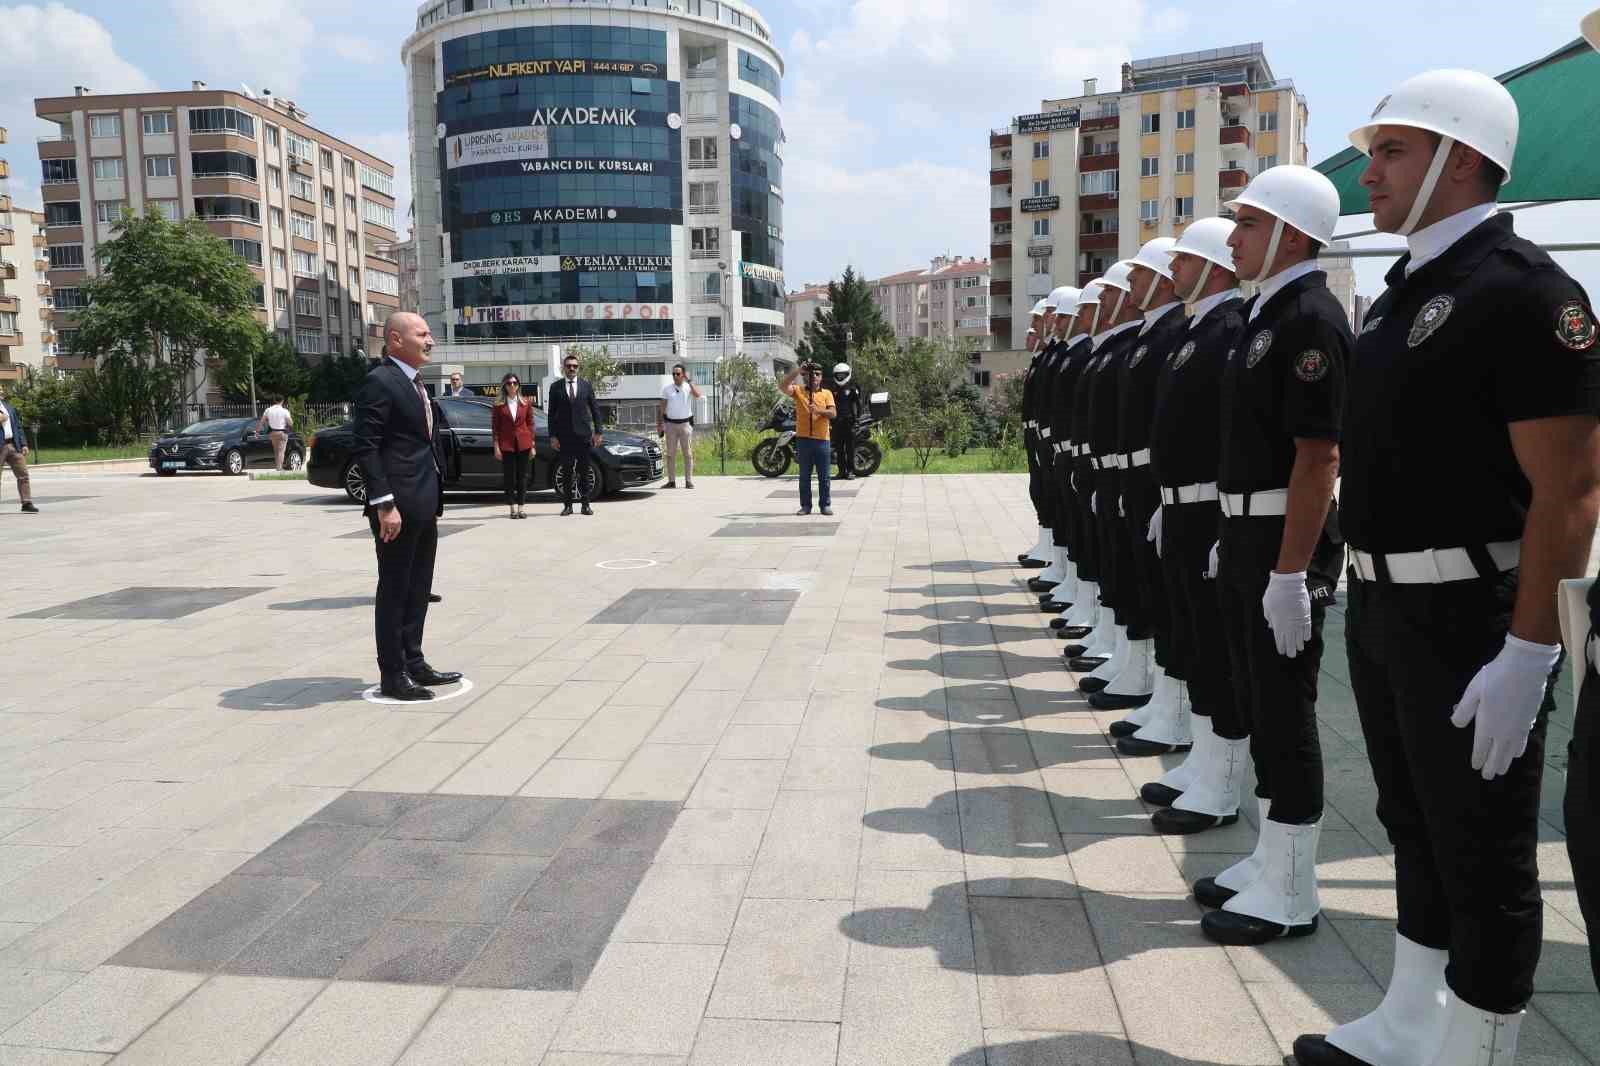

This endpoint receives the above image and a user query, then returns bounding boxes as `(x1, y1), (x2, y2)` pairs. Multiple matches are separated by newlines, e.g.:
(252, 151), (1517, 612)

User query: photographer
(780, 362), (836, 515)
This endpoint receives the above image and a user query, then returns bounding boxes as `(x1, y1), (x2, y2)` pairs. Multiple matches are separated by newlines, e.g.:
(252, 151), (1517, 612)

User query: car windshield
(181, 419), (249, 436)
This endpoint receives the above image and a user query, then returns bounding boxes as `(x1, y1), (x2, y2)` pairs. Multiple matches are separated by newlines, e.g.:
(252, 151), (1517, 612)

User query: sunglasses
(505, 380), (519, 387)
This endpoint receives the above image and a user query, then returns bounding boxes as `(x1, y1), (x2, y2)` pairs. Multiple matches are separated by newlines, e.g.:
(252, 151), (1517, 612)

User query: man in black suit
(547, 352), (605, 516)
(352, 312), (462, 701)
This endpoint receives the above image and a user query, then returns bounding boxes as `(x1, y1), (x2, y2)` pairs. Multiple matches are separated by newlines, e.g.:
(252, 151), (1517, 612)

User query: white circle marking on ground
(361, 677), (476, 705)
(596, 558), (659, 571)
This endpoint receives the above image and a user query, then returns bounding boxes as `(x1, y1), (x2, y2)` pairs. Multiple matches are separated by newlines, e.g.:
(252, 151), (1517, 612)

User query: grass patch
(32, 444), (151, 465)
(685, 443), (1025, 477)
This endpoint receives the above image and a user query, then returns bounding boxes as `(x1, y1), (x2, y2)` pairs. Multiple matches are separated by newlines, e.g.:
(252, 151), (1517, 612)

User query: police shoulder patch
(1556, 301), (1597, 352)
(1245, 330), (1273, 368)
(1129, 344), (1148, 368)
(1171, 340), (1196, 370)
(1406, 294), (1454, 348)
(1294, 349), (1330, 383)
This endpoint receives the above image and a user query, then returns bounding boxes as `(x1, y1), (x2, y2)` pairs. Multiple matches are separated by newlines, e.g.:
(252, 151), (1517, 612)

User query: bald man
(352, 312), (461, 700)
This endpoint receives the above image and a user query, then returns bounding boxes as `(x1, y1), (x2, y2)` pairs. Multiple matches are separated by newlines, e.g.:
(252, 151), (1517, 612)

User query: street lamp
(714, 353), (726, 474)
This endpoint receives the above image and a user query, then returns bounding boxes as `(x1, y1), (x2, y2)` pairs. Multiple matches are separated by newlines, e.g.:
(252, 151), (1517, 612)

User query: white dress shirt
(1138, 301), (1183, 336)
(1188, 288), (1244, 331)
(661, 382), (695, 420)
(263, 403), (291, 431)
(506, 395), (520, 420)
(1248, 259), (1321, 322)
(1404, 203), (1499, 277)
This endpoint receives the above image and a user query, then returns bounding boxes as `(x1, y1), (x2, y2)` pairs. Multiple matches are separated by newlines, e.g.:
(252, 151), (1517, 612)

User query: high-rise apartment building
(33, 84), (398, 389)
(0, 127), (53, 381)
(867, 255), (993, 349)
(989, 43), (1308, 348)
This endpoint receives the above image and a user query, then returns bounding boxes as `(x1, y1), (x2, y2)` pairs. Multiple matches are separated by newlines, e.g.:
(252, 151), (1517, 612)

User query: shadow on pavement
(219, 676), (367, 711)
(268, 596), (375, 611)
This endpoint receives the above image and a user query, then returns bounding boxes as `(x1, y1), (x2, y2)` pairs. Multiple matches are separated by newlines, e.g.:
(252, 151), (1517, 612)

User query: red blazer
(491, 400), (536, 452)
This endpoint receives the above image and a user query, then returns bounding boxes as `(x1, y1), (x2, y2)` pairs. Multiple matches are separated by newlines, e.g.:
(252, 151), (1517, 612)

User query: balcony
(991, 279), (1012, 297)
(690, 246), (721, 260)
(32, 233), (46, 249)
(684, 65), (719, 80)
(1078, 192), (1118, 212)
(1025, 274), (1053, 298)
(0, 295), (18, 313)
(1220, 124), (1252, 147)
(990, 242), (1011, 260)
(1081, 114), (1120, 133)
(0, 194), (10, 213)
(688, 201), (720, 215)
(1079, 271), (1099, 287)
(0, 261), (14, 280)
(990, 207), (1010, 224)
(37, 138), (76, 160)
(1219, 167), (1250, 189)
(990, 168), (1012, 186)
(1080, 231), (1119, 252)
(0, 160), (7, 179)
(1079, 152), (1119, 173)
(990, 131), (1013, 149)
(686, 157), (719, 170)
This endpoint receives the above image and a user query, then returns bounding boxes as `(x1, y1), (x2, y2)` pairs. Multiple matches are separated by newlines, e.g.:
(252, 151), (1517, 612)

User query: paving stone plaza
(0, 470), (1592, 1065)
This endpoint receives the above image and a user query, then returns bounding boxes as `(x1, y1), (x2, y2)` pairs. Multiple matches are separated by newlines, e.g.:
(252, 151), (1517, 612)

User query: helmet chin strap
(1252, 218), (1285, 284)
(1184, 261), (1214, 302)
(1397, 135), (1455, 237)
(1138, 277), (1158, 311)
(1089, 306), (1101, 335)
(1111, 291), (1127, 321)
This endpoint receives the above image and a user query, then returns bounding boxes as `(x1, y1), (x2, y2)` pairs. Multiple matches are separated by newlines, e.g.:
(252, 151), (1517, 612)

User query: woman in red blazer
(491, 373), (537, 519)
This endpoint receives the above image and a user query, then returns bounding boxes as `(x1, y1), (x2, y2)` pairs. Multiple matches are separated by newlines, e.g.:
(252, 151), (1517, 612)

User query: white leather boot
(1048, 558), (1078, 604)
(1063, 583), (1099, 628)
(1027, 525), (1052, 563)
(1150, 712), (1213, 798)
(1039, 545), (1064, 583)
(1127, 676), (1193, 746)
(1169, 734), (1248, 818)
(1102, 639), (1156, 697)
(1322, 933), (1449, 1066)
(1078, 606), (1118, 658)
(1196, 796), (1270, 905)
(1206, 817), (1321, 943)
(1084, 627), (1130, 683)
(1424, 994), (1522, 1066)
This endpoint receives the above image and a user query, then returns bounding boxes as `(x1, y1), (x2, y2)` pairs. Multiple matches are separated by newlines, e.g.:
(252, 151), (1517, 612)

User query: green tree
(567, 345), (625, 399)
(309, 346), (372, 404)
(72, 211), (263, 432)
(796, 266), (893, 368)
(218, 331), (310, 404)
(706, 353), (764, 469)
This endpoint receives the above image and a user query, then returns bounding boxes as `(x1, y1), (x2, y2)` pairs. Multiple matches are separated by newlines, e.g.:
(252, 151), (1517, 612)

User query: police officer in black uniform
(1027, 294), (1071, 594)
(1192, 164), (1349, 948)
(1017, 304), (1051, 569)
(829, 362), (863, 480)
(1058, 284), (1115, 650)
(1292, 70), (1600, 1066)
(1142, 218), (1249, 833)
(1040, 287), (1085, 614)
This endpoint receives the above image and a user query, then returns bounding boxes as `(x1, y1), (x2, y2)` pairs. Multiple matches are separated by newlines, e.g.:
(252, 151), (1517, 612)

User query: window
(41, 159), (77, 183)
(0, 312), (15, 336)
(329, 334), (341, 353)
(1141, 113), (1161, 134)
(95, 201), (126, 224)
(294, 290), (320, 316)
(366, 268), (399, 296)
(326, 261), (339, 284)
(688, 136), (718, 166)
(141, 112), (174, 135)
(266, 125), (279, 148)
(53, 287), (86, 310)
(274, 287), (289, 310)
(1259, 111), (1279, 132)
(272, 249), (287, 272)
(1033, 255), (1051, 275)
(144, 155), (178, 178)
(322, 186), (336, 208)
(687, 90), (717, 118)
(1078, 169), (1118, 195)
(1175, 196), (1194, 220)
(1257, 154), (1279, 171)
(189, 107), (256, 138)
(362, 198), (396, 230)
(320, 148), (334, 170)
(343, 159), (356, 182)
(290, 211), (316, 240)
(347, 230), (359, 254)
(357, 162), (394, 196)
(1175, 152), (1195, 174)
(286, 131), (314, 162)
(704, 316), (722, 340)
(152, 199), (180, 221)
(348, 266), (361, 290)
(691, 227), (720, 256)
(294, 328), (322, 353)
(251, 284), (265, 307)
(293, 249), (318, 276)
(89, 114), (121, 138)
(1033, 140), (1050, 159)
(688, 181), (718, 212)
(962, 275), (982, 288)
(225, 238), (263, 266)
(92, 158), (125, 180)
(290, 171), (314, 200)
(1032, 218), (1050, 238)
(268, 166), (282, 191)
(701, 272), (722, 300)
(1140, 199), (1159, 222)
(972, 370), (991, 388)
(1140, 156), (1159, 177)
(350, 300), (361, 323)
(1176, 109), (1196, 130)
(191, 151), (257, 181)
(344, 194), (357, 215)
(270, 207), (284, 231)
(1032, 179), (1050, 197)
(44, 203), (81, 227)
(193, 197), (261, 222)
(324, 223), (337, 245)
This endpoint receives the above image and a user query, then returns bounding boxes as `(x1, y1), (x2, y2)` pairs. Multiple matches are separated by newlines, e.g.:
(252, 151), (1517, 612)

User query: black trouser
(1025, 430), (1045, 525)
(1570, 663), (1600, 991)
(556, 436), (594, 503)
(1161, 498), (1231, 713)
(1120, 466), (1166, 650)
(501, 449), (531, 506)
(1347, 573), (1551, 1013)
(1036, 439), (1059, 533)
(1217, 517), (1325, 824)
(1051, 449), (1076, 551)
(368, 512), (438, 676)
(1096, 468), (1135, 623)
(1071, 456), (1100, 582)
(832, 422), (856, 477)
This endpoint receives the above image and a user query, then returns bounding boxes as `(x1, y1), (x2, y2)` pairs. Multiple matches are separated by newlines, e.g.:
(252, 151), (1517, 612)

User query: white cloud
(166, 0), (315, 95)
(329, 34), (385, 66)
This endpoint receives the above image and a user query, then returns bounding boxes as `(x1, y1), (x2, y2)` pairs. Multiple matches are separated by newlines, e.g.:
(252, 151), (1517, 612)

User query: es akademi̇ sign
(445, 57), (665, 87)
(1016, 109), (1080, 134)
(457, 302), (673, 325)
(448, 254), (673, 278)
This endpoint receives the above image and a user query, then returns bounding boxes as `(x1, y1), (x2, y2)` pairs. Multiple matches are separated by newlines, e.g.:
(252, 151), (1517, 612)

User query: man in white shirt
(657, 363), (701, 488)
(0, 390), (37, 513)
(256, 398), (293, 470)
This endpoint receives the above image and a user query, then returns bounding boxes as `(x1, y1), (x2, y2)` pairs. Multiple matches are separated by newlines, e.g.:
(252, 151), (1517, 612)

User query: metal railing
(690, 248), (721, 260)
(687, 158), (719, 170)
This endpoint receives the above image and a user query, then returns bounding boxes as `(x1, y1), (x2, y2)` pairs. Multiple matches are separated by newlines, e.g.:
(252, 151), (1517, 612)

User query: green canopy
(1315, 40), (1600, 216)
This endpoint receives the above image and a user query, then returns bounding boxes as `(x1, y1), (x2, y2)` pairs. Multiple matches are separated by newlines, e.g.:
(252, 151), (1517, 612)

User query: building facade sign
(445, 57), (665, 87)
(458, 302), (674, 325)
(447, 253), (675, 277)
(463, 205), (679, 228)
(447, 125), (549, 169)
(1016, 109), (1080, 134)
(738, 261), (783, 286)
(1026, 244), (1054, 258)
(1019, 195), (1060, 213)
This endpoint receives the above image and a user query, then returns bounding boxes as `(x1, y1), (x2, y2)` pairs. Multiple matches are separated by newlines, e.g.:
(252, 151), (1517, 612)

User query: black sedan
(308, 396), (664, 503)
(149, 418), (307, 476)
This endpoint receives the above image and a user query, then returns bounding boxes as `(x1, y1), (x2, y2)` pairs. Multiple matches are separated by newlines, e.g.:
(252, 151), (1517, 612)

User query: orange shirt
(787, 384), (836, 441)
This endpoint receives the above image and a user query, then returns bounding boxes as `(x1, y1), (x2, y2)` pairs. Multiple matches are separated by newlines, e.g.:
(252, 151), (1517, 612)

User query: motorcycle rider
(831, 362), (864, 479)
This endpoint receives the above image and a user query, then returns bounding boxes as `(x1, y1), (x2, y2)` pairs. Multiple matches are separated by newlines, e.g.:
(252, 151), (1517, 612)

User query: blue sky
(2, 0), (1596, 299)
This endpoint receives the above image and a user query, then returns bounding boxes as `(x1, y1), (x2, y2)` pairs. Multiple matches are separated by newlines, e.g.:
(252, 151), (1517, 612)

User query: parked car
(149, 418), (306, 476)
(307, 396), (665, 503)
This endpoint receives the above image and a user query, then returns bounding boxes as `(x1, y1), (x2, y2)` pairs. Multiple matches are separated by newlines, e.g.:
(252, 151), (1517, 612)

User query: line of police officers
(1016, 39), (1599, 1065)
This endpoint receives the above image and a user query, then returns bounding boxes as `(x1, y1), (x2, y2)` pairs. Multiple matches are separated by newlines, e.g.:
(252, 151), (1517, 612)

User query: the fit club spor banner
(445, 57), (666, 88)
(457, 302), (673, 326)
(454, 205), (681, 229)
(447, 253), (673, 278)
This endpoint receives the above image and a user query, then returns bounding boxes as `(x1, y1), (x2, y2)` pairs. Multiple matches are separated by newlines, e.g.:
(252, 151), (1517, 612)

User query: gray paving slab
(334, 918), (495, 983)
(108, 874), (320, 972)
(15, 587), (269, 621)
(224, 875), (421, 978)
(712, 522), (839, 537)
(233, 822), (382, 880)
(590, 588), (800, 626)
(335, 523), (479, 540)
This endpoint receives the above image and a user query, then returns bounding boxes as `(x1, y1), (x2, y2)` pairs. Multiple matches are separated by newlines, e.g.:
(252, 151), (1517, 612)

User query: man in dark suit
(547, 351), (604, 516)
(352, 312), (462, 701)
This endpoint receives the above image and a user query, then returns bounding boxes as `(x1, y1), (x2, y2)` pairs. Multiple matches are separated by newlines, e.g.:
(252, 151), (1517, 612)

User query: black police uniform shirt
(832, 382), (861, 427)
(1050, 334), (1097, 445)
(1152, 295), (1246, 489)
(1218, 269), (1351, 495)
(1021, 345), (1046, 436)
(1025, 338), (1059, 434)
(1341, 212), (1600, 558)
(1034, 337), (1070, 443)
(1087, 322), (1145, 460)
(1116, 303), (1190, 457)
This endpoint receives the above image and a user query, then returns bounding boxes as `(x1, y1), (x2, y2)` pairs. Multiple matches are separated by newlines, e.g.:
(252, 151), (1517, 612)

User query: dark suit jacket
(352, 357), (447, 524)
(547, 376), (603, 441)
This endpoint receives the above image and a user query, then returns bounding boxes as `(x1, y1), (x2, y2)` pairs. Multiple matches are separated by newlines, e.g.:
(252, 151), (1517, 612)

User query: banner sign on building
(738, 261), (784, 286)
(1016, 109), (1080, 134)
(445, 57), (666, 87)
(447, 126), (550, 169)
(518, 157), (658, 174)
(1026, 244), (1054, 258)
(447, 253), (674, 277)
(457, 302), (674, 326)
(1020, 195), (1061, 213)
(456, 205), (680, 229)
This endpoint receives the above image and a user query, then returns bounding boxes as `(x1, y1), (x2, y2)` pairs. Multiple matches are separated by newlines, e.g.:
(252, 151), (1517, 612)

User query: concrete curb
(31, 457), (150, 476)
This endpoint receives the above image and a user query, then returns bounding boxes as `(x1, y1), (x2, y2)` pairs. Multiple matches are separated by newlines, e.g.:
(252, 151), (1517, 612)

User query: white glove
(1117, 495), (1125, 518)
(1262, 570), (1312, 658)
(1147, 506), (1163, 557)
(1090, 491), (1098, 515)
(1451, 635), (1561, 781)
(1204, 540), (1219, 580)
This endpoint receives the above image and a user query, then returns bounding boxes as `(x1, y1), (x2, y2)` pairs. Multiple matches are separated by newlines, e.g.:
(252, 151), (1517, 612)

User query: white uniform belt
(1349, 540), (1521, 584)
(1024, 419), (1035, 429)
(1220, 489), (1289, 518)
(1039, 426), (1051, 439)
(1161, 482), (1219, 505)
(1089, 455), (1109, 471)
(1051, 441), (1065, 454)
(1121, 448), (1152, 468)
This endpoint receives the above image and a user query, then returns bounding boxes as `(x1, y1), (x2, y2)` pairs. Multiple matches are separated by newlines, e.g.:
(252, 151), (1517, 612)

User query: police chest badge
(1295, 349), (1330, 383)
(1245, 330), (1273, 368)
(1129, 344), (1149, 368)
(1407, 295), (1454, 348)
(1171, 340), (1196, 370)
(1556, 301), (1598, 351)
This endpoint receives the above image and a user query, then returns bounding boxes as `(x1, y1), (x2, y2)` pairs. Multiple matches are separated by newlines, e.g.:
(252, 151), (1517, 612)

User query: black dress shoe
(1152, 807), (1240, 835)
(1078, 675), (1111, 693)
(1027, 577), (1057, 592)
(581, 502), (594, 515)
(1291, 1034), (1373, 1066)
(561, 504), (574, 516)
(380, 672), (434, 701)
(1201, 908), (1317, 945)
(1089, 690), (1152, 711)
(1066, 654), (1107, 671)
(1117, 734), (1191, 757)
(1019, 557), (1048, 569)
(428, 593), (442, 604)
(409, 663), (462, 687)
(1193, 876), (1238, 909)
(1059, 624), (1093, 639)
(1041, 601), (1068, 614)
(1141, 781), (1183, 807)
(1049, 616), (1070, 629)
(21, 502), (39, 513)
(1107, 719), (1143, 737)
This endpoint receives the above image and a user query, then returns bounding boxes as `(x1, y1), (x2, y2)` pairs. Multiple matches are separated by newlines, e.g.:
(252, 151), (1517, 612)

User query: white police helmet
(1168, 218), (1238, 299)
(1227, 165), (1341, 282)
(1129, 237), (1178, 309)
(1075, 281), (1107, 335)
(1030, 299), (1048, 318)
(833, 363), (851, 385)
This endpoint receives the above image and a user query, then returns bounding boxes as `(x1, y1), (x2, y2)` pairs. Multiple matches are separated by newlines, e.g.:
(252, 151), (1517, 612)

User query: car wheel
(342, 461), (368, 504)
(554, 461), (598, 502)
(221, 448), (245, 476)
(287, 449), (306, 471)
